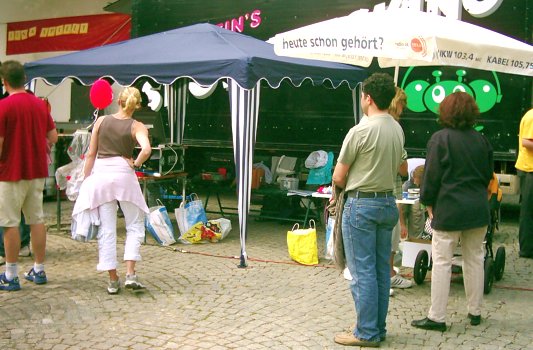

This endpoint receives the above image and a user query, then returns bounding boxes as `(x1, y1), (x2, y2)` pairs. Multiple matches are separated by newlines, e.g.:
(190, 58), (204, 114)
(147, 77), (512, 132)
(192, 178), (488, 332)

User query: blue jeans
(0, 215), (31, 257)
(342, 196), (398, 341)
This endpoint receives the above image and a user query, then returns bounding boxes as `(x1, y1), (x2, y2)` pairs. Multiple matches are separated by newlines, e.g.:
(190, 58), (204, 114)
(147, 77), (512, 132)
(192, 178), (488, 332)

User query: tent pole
(177, 79), (188, 145)
(167, 79), (188, 145)
(229, 79), (260, 268)
(353, 83), (363, 125)
(165, 84), (174, 143)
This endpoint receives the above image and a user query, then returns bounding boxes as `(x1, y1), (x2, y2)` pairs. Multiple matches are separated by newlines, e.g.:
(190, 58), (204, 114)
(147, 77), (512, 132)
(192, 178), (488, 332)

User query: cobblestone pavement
(0, 195), (532, 350)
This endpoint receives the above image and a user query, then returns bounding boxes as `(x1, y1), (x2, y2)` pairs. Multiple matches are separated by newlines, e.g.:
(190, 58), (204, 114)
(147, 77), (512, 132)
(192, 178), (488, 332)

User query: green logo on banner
(400, 67), (502, 114)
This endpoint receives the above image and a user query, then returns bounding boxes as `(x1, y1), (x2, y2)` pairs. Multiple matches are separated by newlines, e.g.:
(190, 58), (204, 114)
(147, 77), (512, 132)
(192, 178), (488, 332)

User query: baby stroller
(412, 173), (505, 294)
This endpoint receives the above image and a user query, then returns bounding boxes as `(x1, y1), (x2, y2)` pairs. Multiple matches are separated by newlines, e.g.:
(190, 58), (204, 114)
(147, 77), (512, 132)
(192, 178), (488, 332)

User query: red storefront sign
(6, 13), (131, 55)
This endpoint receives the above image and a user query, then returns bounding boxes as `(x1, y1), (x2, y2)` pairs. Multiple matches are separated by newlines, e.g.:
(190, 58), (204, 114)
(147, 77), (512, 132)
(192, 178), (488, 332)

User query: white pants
(96, 200), (145, 271)
(428, 226), (486, 322)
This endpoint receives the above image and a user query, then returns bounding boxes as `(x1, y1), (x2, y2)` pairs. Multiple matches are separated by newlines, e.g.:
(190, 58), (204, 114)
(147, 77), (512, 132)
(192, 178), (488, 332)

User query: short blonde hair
(389, 87), (407, 120)
(413, 165), (425, 181)
(118, 87), (141, 114)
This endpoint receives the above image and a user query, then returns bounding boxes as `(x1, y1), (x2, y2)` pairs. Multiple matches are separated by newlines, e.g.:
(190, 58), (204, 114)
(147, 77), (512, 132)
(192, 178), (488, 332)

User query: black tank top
(97, 115), (136, 158)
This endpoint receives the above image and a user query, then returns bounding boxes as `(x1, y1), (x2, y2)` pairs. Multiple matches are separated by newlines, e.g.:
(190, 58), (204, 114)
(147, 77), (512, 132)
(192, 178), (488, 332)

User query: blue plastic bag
(175, 193), (208, 236)
(306, 152), (334, 185)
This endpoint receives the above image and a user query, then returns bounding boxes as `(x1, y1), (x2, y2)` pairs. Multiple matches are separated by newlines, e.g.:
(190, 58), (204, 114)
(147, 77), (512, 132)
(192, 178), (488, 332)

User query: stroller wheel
(413, 250), (429, 285)
(494, 246), (506, 281)
(484, 257), (494, 294)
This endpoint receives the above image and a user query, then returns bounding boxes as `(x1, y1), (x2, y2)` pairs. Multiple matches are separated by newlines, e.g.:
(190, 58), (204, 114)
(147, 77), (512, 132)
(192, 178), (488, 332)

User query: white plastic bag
(305, 150), (328, 169)
(325, 216), (335, 260)
(55, 161), (78, 191)
(145, 200), (176, 246)
(67, 129), (91, 161)
(207, 218), (232, 240)
(55, 129), (91, 201)
(65, 159), (86, 201)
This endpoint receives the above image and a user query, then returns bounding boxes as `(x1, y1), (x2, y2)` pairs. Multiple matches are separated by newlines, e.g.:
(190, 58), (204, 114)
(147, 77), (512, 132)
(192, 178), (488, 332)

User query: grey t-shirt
(337, 114), (404, 192)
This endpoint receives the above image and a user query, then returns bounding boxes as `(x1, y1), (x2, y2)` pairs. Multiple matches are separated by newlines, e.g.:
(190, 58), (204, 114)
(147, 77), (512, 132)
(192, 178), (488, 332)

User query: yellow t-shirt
(515, 109), (533, 172)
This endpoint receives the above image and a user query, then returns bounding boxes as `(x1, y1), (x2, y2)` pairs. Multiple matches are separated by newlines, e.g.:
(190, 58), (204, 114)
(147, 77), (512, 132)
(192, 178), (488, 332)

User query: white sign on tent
(270, 9), (533, 78)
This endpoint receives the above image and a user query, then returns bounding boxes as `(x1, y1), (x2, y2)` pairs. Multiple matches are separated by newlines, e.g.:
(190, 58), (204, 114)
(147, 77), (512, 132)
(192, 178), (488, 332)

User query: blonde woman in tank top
(72, 86), (152, 295)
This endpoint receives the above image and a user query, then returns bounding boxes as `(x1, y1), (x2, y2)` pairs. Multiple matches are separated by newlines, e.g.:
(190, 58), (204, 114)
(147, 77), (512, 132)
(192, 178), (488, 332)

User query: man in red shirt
(0, 60), (58, 291)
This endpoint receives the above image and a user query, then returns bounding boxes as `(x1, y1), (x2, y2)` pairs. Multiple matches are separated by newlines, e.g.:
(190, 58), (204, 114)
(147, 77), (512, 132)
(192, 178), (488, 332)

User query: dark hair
(362, 73), (396, 110)
(438, 91), (480, 129)
(0, 60), (26, 89)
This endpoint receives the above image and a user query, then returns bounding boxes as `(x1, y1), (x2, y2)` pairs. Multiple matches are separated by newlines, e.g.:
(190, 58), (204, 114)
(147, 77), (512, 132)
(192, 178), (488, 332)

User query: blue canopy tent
(25, 23), (366, 266)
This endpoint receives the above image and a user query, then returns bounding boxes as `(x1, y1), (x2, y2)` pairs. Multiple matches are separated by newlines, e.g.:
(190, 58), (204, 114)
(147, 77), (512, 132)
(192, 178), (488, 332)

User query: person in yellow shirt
(515, 108), (533, 259)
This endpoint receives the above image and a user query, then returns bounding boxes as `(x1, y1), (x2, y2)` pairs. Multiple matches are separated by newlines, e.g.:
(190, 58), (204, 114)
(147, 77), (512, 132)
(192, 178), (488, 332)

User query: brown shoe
(334, 332), (380, 347)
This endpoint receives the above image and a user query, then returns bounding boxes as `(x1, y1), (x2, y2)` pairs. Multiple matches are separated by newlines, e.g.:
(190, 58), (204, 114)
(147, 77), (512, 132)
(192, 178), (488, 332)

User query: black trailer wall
(130, 0), (532, 164)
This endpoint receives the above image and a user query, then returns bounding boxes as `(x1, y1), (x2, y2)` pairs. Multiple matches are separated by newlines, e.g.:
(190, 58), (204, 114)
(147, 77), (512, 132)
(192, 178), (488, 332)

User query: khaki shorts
(0, 179), (45, 227)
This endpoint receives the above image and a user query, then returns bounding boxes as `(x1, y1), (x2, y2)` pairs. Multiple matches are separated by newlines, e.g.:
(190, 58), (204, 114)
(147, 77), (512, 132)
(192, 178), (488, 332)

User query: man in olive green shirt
(332, 73), (404, 347)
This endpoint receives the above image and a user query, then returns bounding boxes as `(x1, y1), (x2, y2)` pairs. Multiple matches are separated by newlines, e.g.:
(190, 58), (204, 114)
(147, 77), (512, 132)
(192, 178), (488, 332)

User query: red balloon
(89, 79), (113, 109)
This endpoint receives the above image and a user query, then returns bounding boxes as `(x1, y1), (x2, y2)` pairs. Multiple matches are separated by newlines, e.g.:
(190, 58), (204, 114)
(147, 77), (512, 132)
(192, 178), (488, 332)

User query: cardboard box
(496, 174), (520, 195)
(251, 168), (265, 189)
(401, 238), (431, 268)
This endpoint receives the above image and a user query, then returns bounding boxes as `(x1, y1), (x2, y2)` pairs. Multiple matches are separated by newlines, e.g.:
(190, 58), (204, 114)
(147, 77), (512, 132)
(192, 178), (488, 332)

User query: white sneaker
(125, 274), (146, 290)
(343, 267), (353, 281)
(390, 274), (413, 289)
(18, 245), (31, 257)
(390, 288), (394, 296)
(107, 278), (120, 295)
